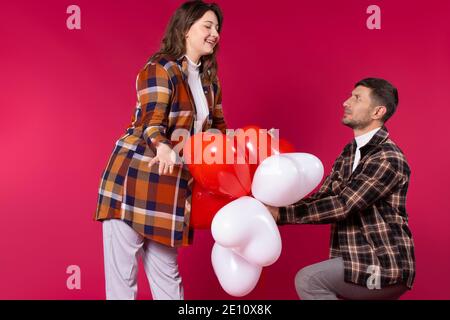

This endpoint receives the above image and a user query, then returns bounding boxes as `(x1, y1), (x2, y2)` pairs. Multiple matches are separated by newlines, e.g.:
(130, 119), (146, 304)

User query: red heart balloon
(183, 132), (252, 198)
(239, 125), (266, 169)
(271, 137), (296, 155)
(236, 126), (296, 178)
(190, 182), (234, 229)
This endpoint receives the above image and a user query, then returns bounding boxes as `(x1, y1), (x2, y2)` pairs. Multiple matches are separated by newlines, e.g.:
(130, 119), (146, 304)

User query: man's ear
(373, 105), (387, 120)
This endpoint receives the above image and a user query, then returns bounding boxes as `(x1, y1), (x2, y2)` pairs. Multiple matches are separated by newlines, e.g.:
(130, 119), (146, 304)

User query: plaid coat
(94, 55), (227, 247)
(279, 126), (415, 289)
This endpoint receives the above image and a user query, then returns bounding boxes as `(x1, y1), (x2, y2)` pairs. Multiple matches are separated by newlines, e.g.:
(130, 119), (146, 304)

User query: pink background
(1, 0), (449, 299)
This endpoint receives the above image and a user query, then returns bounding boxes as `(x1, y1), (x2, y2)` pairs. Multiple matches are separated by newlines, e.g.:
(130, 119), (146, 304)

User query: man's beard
(341, 117), (371, 130)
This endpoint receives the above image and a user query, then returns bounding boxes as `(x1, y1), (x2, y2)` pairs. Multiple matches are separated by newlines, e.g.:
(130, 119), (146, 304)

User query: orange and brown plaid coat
(94, 55), (227, 247)
(279, 126), (416, 289)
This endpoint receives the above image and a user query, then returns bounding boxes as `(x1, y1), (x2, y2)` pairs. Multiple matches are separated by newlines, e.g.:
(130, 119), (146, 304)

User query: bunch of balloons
(183, 126), (324, 296)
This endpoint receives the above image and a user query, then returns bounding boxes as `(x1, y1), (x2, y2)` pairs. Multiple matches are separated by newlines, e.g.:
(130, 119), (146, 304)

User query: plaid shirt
(279, 126), (415, 289)
(94, 55), (226, 247)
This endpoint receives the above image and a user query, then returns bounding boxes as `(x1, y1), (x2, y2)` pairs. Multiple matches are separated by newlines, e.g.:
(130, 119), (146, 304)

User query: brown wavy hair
(149, 0), (223, 84)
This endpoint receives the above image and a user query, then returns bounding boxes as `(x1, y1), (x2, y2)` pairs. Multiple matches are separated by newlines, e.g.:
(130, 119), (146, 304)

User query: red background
(0, 0), (449, 299)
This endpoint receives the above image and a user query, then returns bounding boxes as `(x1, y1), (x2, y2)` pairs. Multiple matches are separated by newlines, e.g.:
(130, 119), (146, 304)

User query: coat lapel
(176, 56), (197, 115)
(343, 140), (356, 181)
(201, 78), (214, 131)
(177, 56), (215, 132)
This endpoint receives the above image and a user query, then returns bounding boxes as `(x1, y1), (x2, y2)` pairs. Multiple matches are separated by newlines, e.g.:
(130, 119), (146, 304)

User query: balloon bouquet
(183, 126), (324, 297)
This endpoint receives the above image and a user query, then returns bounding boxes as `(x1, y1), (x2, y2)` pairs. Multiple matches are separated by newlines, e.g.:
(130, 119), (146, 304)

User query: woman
(94, 0), (227, 300)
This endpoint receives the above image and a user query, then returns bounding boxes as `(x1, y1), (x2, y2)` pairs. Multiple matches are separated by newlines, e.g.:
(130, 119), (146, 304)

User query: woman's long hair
(149, 0), (223, 84)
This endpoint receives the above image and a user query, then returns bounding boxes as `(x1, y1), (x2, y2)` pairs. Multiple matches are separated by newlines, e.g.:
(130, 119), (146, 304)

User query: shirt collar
(344, 125), (390, 154)
(176, 55), (203, 80)
(355, 127), (381, 149)
(184, 55), (201, 69)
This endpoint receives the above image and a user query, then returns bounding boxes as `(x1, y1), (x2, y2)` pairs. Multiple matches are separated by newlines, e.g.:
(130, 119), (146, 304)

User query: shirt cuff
(278, 202), (307, 224)
(149, 135), (172, 148)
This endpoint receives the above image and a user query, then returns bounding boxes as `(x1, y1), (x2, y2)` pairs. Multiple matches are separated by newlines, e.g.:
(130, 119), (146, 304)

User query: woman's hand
(148, 143), (177, 175)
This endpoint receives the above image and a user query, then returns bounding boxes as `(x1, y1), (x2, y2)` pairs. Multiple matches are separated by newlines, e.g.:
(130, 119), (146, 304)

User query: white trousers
(102, 219), (184, 300)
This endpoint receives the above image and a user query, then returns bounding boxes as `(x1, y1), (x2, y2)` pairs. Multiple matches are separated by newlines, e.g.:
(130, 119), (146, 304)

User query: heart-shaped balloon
(251, 153), (324, 207)
(211, 242), (262, 297)
(234, 126), (296, 178)
(211, 196), (282, 267)
(281, 153), (324, 199)
(190, 182), (234, 229)
(183, 132), (252, 198)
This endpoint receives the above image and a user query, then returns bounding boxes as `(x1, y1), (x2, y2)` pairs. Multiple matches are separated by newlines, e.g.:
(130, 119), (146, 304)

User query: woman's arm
(137, 62), (173, 147)
(136, 62), (177, 175)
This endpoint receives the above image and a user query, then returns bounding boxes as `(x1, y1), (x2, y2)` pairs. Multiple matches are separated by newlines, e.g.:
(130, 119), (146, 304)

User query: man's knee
(295, 266), (316, 298)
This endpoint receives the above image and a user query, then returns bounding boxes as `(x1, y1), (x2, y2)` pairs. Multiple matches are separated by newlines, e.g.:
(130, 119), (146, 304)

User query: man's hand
(266, 205), (280, 222)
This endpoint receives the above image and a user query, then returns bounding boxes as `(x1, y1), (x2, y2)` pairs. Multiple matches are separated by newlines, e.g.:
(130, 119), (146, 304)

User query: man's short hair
(355, 78), (399, 122)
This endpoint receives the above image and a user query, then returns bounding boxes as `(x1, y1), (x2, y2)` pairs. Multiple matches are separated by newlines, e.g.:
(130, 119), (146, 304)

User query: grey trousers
(102, 219), (183, 300)
(295, 257), (408, 300)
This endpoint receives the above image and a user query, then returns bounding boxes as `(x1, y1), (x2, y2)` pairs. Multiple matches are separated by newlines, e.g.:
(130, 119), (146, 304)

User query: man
(267, 78), (415, 300)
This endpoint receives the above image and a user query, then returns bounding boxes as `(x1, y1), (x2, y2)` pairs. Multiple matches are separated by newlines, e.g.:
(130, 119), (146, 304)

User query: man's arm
(266, 157), (337, 221)
(277, 157), (403, 225)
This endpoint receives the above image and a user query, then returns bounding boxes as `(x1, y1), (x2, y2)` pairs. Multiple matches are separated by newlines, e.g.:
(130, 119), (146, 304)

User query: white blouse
(185, 55), (209, 134)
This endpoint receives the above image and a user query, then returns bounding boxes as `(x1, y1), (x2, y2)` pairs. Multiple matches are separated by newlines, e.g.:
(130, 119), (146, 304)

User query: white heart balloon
(250, 155), (301, 207)
(211, 196), (282, 267)
(251, 153), (324, 207)
(281, 153), (324, 201)
(211, 242), (262, 297)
